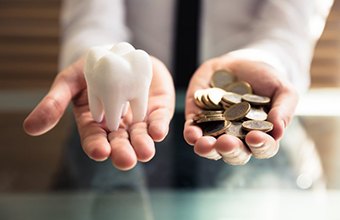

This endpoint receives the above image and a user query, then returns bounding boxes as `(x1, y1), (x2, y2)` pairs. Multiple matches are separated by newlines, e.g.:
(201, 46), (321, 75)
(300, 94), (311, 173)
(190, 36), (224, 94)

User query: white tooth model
(84, 42), (153, 131)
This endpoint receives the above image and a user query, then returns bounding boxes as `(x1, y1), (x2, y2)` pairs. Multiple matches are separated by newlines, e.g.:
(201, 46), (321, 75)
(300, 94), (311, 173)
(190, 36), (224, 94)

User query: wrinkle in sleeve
(228, 0), (333, 93)
(59, 0), (130, 70)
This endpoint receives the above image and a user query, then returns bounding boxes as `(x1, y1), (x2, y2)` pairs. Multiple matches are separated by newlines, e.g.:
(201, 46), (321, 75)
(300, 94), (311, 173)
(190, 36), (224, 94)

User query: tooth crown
(84, 42), (153, 131)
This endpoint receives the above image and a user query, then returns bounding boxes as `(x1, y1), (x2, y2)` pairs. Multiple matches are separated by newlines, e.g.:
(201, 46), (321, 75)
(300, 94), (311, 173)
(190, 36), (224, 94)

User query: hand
(183, 55), (298, 165)
(23, 57), (175, 170)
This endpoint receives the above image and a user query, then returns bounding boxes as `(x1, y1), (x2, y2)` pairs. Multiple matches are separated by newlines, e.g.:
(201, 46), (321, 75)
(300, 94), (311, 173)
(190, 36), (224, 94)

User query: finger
(147, 107), (172, 142)
(129, 122), (155, 162)
(245, 130), (279, 159)
(23, 59), (86, 136)
(215, 134), (252, 165)
(193, 136), (221, 160)
(130, 96), (148, 123)
(183, 118), (202, 146)
(268, 85), (298, 140)
(183, 61), (217, 145)
(108, 128), (137, 171)
(147, 57), (175, 142)
(73, 105), (111, 161)
(183, 76), (204, 145)
(23, 94), (69, 136)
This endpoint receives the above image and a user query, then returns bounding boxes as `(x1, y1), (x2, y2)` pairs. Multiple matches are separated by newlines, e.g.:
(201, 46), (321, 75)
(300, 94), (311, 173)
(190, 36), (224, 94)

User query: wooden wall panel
(0, 0), (340, 89)
(311, 0), (340, 87)
(0, 0), (60, 89)
(0, 0), (65, 192)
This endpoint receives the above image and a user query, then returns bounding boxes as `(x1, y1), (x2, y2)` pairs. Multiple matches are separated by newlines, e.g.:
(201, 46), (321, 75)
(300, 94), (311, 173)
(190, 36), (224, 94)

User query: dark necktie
(173, 0), (201, 188)
(173, 0), (201, 89)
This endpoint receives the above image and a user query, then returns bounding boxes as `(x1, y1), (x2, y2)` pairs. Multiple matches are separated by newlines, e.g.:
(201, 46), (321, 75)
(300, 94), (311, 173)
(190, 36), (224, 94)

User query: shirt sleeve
(227, 0), (334, 93)
(59, 0), (130, 70)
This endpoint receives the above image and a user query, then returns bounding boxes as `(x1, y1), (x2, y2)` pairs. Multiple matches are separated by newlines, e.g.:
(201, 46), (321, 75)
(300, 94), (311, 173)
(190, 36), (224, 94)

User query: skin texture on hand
(23, 57), (175, 171)
(183, 55), (299, 165)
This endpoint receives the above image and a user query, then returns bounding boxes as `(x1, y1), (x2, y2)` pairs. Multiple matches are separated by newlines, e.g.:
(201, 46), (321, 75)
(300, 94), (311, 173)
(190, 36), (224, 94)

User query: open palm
(184, 56), (298, 165)
(24, 57), (175, 171)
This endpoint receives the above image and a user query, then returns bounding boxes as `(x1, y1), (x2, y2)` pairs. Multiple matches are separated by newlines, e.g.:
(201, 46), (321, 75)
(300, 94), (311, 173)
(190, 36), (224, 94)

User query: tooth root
(124, 49), (152, 123)
(103, 98), (124, 131)
(130, 94), (148, 123)
(88, 91), (104, 123)
(121, 102), (129, 117)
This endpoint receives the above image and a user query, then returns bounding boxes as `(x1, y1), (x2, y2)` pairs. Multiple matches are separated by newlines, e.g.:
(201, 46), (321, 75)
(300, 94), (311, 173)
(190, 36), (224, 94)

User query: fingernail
(281, 120), (286, 129)
(221, 147), (241, 158)
(250, 141), (265, 148)
(206, 150), (222, 160)
(205, 136), (216, 145)
(222, 151), (251, 165)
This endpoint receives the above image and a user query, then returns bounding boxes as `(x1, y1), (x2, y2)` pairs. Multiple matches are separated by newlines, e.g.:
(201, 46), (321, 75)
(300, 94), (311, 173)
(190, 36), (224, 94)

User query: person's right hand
(23, 56), (175, 171)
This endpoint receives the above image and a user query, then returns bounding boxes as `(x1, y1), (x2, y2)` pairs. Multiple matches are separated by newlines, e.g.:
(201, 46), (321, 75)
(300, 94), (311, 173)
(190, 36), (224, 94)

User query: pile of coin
(193, 69), (273, 138)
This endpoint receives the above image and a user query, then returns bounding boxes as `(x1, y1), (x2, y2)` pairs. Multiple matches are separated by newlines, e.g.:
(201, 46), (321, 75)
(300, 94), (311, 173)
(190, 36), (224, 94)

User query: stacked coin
(193, 69), (273, 138)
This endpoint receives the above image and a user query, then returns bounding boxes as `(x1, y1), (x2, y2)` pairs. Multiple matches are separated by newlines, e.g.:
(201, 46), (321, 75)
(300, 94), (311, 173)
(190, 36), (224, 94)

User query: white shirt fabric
(59, 0), (333, 93)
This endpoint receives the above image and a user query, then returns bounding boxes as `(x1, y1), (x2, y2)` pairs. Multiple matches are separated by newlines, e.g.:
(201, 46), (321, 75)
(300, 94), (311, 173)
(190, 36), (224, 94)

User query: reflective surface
(1, 189), (340, 220)
(1, 90), (340, 220)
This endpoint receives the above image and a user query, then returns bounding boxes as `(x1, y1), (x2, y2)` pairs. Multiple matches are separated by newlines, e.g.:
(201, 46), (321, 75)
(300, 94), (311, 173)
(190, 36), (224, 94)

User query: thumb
(267, 84), (299, 140)
(23, 59), (86, 136)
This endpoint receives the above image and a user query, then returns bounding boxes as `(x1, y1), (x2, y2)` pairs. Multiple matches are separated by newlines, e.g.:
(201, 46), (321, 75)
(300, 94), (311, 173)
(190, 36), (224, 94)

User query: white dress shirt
(60, 0), (333, 93)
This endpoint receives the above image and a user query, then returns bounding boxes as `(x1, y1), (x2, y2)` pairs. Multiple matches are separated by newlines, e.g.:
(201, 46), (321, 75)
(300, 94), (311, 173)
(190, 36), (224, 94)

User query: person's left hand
(183, 55), (298, 165)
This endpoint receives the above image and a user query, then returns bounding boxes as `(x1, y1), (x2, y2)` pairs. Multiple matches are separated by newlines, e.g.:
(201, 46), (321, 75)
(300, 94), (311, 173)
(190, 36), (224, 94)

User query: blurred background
(0, 0), (340, 192)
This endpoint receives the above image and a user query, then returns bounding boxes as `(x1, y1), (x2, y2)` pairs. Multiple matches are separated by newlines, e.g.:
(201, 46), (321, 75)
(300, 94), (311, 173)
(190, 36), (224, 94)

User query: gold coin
(194, 89), (206, 108)
(195, 115), (225, 124)
(201, 92), (215, 109)
(242, 120), (273, 132)
(194, 114), (220, 123)
(199, 110), (224, 115)
(242, 93), (271, 106)
(221, 92), (242, 105)
(219, 101), (230, 109)
(203, 91), (223, 110)
(225, 81), (252, 95)
(225, 122), (247, 139)
(207, 88), (227, 106)
(221, 102), (231, 110)
(245, 107), (268, 121)
(197, 110), (225, 119)
(210, 69), (236, 89)
(224, 102), (251, 121)
(202, 120), (231, 137)
(193, 113), (210, 123)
